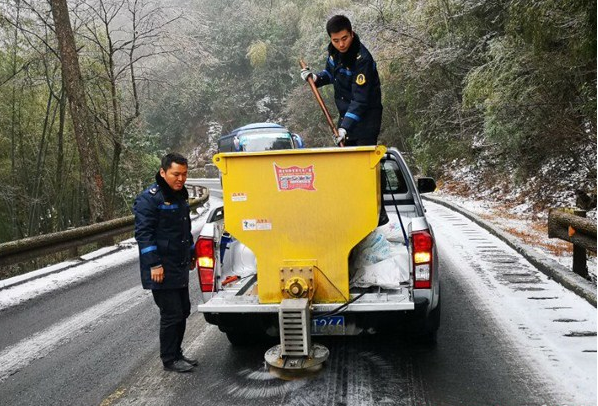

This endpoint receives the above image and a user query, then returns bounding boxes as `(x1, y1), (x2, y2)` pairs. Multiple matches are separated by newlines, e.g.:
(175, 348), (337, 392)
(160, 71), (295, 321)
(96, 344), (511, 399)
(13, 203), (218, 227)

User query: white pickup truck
(194, 124), (440, 351)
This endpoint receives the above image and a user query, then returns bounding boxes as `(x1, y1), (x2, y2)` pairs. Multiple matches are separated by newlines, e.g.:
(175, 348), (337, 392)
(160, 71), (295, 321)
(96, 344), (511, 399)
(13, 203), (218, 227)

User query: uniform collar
(328, 32), (361, 66)
(155, 172), (189, 202)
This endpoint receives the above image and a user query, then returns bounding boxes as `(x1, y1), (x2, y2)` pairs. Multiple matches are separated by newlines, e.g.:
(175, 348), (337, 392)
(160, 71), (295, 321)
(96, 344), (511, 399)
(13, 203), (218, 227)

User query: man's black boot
(163, 359), (194, 373)
(177, 353), (199, 366)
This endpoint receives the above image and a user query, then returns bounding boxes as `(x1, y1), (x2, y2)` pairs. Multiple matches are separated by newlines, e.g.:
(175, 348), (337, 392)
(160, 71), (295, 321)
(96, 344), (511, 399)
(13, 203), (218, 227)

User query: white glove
(300, 67), (317, 82)
(334, 128), (347, 146)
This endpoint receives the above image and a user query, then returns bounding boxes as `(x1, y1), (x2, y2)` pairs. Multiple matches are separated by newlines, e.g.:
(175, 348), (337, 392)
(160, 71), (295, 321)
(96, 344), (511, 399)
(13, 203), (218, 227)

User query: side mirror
(417, 177), (436, 194)
(292, 133), (304, 148)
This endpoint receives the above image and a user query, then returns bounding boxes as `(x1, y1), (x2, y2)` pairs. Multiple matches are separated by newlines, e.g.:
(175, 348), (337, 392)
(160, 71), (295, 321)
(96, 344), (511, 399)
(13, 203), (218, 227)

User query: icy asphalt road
(0, 195), (595, 406)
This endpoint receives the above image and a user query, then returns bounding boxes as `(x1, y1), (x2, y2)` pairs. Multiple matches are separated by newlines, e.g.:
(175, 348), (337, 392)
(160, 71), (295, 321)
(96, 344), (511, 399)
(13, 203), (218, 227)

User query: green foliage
(118, 127), (162, 209)
(0, 0), (168, 240)
(145, 70), (216, 148)
(0, 0), (595, 242)
(463, 0), (596, 178)
(247, 40), (269, 68)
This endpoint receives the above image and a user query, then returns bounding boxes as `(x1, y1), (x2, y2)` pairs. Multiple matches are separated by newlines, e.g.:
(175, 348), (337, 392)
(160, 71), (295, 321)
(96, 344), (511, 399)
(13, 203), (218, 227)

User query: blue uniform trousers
(151, 287), (191, 364)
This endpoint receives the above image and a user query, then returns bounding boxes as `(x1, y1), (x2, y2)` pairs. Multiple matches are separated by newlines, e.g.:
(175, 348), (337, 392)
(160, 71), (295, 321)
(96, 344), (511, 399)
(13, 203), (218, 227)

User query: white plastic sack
(351, 229), (392, 269)
(349, 221), (410, 290)
(377, 220), (405, 243)
(350, 248), (410, 289)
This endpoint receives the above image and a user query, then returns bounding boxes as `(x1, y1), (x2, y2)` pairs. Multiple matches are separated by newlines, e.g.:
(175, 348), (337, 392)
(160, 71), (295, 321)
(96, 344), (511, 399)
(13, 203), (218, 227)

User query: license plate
(312, 316), (345, 335)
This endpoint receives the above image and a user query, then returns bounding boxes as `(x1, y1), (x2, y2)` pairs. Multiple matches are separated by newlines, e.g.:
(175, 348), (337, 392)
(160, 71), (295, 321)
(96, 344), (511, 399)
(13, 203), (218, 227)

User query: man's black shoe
(176, 354), (199, 366)
(163, 359), (194, 373)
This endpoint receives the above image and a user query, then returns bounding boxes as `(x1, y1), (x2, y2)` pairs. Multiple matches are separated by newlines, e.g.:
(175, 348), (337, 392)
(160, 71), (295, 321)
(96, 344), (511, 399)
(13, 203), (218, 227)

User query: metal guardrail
(0, 186), (209, 267)
(548, 208), (597, 279)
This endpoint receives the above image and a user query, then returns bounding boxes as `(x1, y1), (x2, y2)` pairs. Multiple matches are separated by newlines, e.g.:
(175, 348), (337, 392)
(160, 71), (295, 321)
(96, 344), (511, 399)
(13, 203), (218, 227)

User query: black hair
(326, 15), (352, 36)
(161, 152), (188, 171)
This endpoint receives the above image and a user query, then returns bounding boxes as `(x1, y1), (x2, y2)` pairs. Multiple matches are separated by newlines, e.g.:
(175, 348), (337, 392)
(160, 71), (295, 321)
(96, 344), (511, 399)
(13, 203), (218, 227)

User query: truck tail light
(411, 230), (433, 289)
(196, 237), (215, 292)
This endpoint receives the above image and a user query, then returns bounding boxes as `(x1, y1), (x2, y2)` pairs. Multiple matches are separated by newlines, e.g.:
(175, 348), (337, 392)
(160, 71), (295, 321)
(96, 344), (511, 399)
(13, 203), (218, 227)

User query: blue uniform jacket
(316, 33), (382, 143)
(133, 173), (194, 290)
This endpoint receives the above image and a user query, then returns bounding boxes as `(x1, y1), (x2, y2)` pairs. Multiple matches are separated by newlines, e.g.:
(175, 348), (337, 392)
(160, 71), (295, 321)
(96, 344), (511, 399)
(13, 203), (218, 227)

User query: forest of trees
(0, 0), (595, 243)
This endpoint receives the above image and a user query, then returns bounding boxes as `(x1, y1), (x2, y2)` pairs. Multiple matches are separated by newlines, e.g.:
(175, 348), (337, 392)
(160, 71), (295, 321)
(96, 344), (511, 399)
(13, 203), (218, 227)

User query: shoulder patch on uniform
(356, 54), (362, 60)
(356, 73), (366, 85)
(149, 187), (158, 195)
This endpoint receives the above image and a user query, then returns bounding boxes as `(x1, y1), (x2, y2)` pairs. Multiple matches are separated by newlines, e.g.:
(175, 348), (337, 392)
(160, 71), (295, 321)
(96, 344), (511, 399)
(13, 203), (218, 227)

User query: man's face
(330, 29), (354, 53)
(160, 162), (188, 191)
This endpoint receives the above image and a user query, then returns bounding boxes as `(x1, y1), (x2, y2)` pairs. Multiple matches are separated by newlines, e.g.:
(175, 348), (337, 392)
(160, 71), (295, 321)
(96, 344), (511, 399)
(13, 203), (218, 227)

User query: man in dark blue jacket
(302, 15), (388, 224)
(133, 153), (197, 373)
(301, 14), (383, 146)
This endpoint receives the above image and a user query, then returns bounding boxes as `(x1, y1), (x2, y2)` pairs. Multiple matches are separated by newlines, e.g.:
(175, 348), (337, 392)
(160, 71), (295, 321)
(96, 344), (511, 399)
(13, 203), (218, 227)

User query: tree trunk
(107, 37), (120, 217)
(50, 0), (107, 223)
(55, 85), (66, 230)
(27, 91), (54, 236)
(10, 0), (21, 240)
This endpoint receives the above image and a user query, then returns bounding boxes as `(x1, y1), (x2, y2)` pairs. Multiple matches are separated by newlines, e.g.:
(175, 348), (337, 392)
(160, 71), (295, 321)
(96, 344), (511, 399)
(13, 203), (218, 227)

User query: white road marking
(0, 286), (150, 383)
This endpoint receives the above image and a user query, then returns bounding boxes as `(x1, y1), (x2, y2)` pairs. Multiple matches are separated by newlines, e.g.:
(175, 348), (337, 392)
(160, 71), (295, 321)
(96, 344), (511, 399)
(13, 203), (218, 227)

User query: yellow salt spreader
(213, 145), (387, 371)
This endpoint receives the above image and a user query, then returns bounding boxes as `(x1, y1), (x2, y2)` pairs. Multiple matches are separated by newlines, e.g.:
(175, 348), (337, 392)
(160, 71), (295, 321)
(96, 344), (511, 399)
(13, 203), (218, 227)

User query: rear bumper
(198, 289), (428, 336)
(197, 289), (414, 313)
(204, 299), (429, 336)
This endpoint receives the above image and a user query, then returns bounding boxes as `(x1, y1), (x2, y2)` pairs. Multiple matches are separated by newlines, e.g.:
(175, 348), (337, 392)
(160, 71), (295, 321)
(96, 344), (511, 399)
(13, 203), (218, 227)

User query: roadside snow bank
(432, 191), (597, 285)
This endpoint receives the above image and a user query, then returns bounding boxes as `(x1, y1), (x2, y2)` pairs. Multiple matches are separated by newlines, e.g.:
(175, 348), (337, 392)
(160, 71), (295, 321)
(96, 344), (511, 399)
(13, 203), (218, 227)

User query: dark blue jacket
(133, 173), (194, 290)
(316, 33), (382, 144)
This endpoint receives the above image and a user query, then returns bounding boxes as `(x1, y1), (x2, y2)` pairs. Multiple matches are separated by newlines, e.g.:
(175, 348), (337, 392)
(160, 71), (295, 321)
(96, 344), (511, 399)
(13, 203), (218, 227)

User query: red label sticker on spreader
(274, 164), (316, 191)
(231, 192), (247, 202)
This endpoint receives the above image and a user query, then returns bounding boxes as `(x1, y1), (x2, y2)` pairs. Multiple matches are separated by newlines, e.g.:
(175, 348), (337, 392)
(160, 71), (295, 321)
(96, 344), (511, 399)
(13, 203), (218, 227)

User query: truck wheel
(225, 331), (267, 346)
(226, 331), (248, 346)
(420, 295), (441, 344)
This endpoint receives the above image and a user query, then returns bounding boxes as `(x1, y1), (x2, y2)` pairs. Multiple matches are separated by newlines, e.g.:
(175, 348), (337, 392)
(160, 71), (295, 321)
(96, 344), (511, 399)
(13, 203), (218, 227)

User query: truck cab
(217, 123), (303, 153)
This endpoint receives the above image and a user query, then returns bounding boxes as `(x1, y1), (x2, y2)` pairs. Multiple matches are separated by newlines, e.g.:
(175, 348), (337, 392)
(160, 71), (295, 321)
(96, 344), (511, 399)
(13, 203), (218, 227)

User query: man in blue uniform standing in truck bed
(302, 15), (388, 224)
(133, 153), (198, 373)
(301, 14), (383, 147)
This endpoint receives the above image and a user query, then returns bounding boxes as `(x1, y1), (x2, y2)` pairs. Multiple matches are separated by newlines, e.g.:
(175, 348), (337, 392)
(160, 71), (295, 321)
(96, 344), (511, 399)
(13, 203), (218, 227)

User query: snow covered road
(0, 195), (595, 406)
(426, 200), (596, 405)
